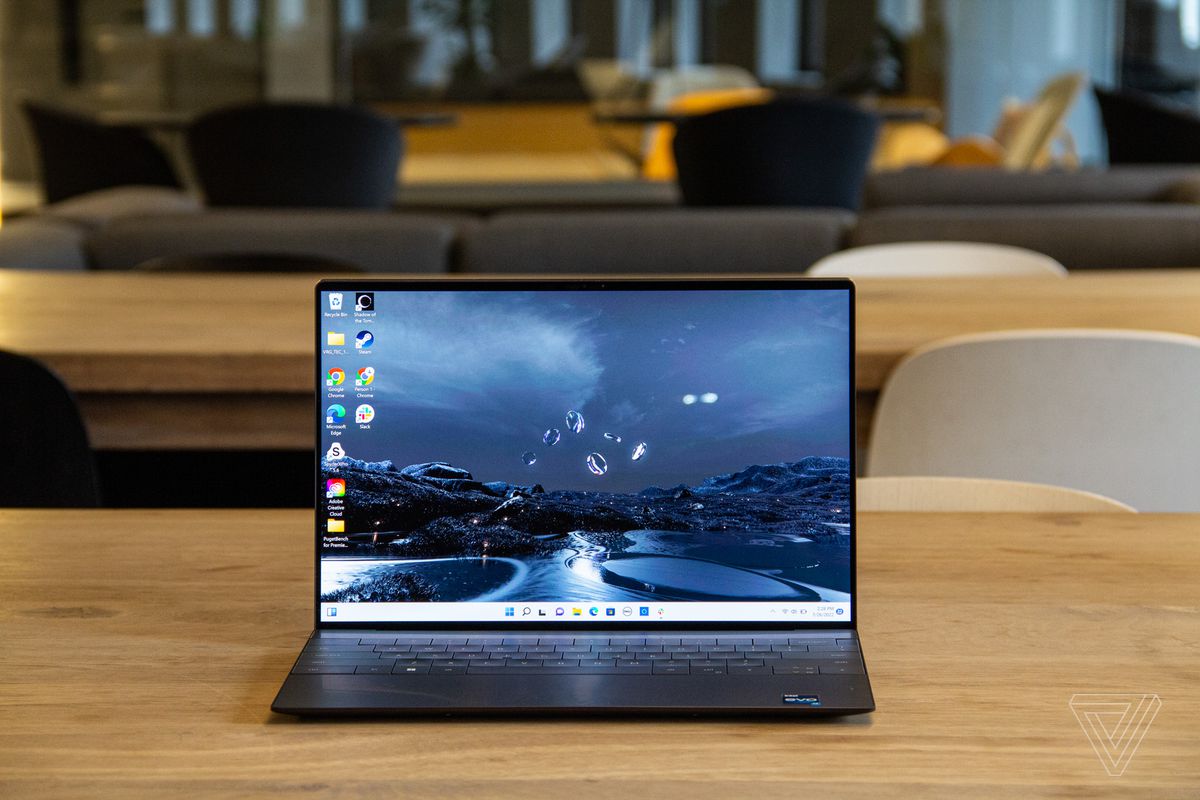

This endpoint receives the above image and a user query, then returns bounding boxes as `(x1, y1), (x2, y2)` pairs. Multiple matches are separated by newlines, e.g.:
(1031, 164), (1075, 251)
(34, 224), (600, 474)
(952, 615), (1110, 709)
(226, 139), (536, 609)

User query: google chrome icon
(325, 404), (346, 424)
(326, 368), (345, 386)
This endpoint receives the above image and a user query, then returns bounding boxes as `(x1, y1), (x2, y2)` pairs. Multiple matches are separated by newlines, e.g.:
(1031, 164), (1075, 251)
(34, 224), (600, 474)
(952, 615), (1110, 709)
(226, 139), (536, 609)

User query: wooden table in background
(0, 509), (1196, 798)
(2, 270), (1199, 450)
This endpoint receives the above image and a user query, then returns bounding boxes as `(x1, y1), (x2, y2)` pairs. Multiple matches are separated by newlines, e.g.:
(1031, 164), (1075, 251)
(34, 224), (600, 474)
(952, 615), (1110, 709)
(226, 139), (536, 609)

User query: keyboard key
(643, 637), (681, 646)
(691, 659), (727, 668)
(836, 639), (861, 650)
(572, 637), (610, 645)
(595, 645), (627, 654)
(773, 665), (820, 675)
(450, 644), (483, 652)
(753, 637), (789, 645)
(430, 665), (468, 674)
(680, 637), (716, 646)
(392, 663), (430, 674)
(610, 637), (646, 646)
(467, 637), (504, 646)
(658, 660), (691, 668)
(716, 638), (752, 645)
(739, 649), (774, 658)
(819, 663), (866, 675)
(519, 645), (557, 654)
(695, 666), (726, 675)
(430, 637), (468, 646)
(358, 637), (397, 645)
(628, 645), (663, 653)
(579, 659), (616, 668)
(555, 646), (592, 654)
(412, 645), (447, 653)
(436, 660), (473, 668)
(354, 664), (393, 675)
(611, 663), (652, 674)
(415, 651), (454, 659)
(541, 660), (580, 668)
(772, 645), (810, 653)
(292, 664), (355, 674)
(468, 659), (508, 668)
(727, 659), (765, 668)
(502, 636), (541, 644)
(728, 665), (771, 675)
(374, 645), (413, 653)
(538, 636), (574, 645)
(484, 646), (521, 654)
(652, 664), (690, 675)
(789, 638), (836, 647)
(505, 659), (544, 668)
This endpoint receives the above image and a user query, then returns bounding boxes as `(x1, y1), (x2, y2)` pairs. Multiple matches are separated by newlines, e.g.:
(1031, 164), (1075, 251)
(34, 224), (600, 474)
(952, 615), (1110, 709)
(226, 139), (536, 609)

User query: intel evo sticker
(782, 694), (821, 706)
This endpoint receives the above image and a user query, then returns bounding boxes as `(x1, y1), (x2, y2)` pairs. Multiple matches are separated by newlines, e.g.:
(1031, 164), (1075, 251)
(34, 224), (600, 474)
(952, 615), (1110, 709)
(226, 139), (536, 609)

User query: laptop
(272, 277), (873, 716)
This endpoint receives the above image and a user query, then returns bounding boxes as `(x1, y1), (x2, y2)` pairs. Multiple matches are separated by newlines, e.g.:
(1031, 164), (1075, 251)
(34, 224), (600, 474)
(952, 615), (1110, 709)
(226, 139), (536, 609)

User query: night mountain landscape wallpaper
(319, 288), (852, 607)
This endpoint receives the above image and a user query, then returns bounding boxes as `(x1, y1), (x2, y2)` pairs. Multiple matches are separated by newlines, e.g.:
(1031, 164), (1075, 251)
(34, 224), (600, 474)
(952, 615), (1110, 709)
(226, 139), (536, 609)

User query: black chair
(186, 103), (403, 208)
(21, 102), (181, 204)
(134, 253), (363, 273)
(1094, 86), (1200, 164)
(0, 351), (100, 507)
(671, 99), (880, 210)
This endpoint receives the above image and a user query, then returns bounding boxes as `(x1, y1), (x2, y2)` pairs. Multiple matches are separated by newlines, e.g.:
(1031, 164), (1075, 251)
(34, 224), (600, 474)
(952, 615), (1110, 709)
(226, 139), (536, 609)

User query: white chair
(806, 242), (1067, 278)
(867, 329), (1200, 511)
(857, 477), (1135, 513)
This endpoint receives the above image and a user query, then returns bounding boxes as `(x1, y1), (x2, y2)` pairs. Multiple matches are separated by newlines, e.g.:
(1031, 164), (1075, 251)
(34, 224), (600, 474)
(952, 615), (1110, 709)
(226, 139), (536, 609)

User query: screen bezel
(313, 276), (857, 631)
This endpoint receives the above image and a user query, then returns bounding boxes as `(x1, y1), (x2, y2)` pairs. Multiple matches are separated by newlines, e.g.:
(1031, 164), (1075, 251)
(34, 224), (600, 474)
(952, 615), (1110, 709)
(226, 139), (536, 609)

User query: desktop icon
(605, 607), (616, 617)
(326, 606), (337, 617)
(589, 607), (599, 617)
(504, 607), (514, 617)
(325, 442), (345, 459)
(325, 404), (346, 424)
(538, 608), (546, 616)
(555, 607), (565, 617)
(355, 292), (374, 312)
(326, 478), (346, 498)
(327, 332), (345, 346)
(622, 606), (633, 617)
(521, 607), (532, 616)
(326, 368), (345, 386)
(355, 404), (375, 424)
(355, 330), (374, 349)
(572, 607), (582, 616)
(328, 293), (343, 311)
(639, 606), (649, 616)
(326, 518), (344, 533)
(356, 366), (375, 387)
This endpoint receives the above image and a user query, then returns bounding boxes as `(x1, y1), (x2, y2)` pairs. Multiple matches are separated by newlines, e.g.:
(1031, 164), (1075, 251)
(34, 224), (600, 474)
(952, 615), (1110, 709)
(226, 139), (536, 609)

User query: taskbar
(320, 601), (852, 623)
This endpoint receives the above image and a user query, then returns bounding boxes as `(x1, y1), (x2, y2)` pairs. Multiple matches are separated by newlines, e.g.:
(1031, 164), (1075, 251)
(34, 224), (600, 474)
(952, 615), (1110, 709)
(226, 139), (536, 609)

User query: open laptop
(272, 277), (873, 715)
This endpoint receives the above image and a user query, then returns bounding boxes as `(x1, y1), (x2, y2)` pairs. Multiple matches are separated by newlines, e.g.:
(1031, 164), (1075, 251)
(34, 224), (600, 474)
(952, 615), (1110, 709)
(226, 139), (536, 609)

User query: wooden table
(2, 270), (1200, 450)
(0, 509), (1196, 798)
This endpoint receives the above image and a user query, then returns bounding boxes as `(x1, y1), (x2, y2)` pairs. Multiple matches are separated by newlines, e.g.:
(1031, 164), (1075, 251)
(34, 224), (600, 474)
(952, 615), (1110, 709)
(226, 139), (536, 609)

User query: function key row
(318, 636), (858, 648)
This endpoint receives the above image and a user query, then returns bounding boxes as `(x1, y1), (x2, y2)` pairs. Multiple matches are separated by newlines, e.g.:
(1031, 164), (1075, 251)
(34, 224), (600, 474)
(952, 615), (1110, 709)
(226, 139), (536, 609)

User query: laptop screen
(317, 281), (854, 626)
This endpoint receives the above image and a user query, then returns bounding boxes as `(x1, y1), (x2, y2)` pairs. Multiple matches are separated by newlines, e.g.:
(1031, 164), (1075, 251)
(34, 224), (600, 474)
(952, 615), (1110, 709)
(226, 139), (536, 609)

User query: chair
(867, 330), (1200, 512)
(672, 99), (881, 210)
(186, 103), (402, 208)
(21, 102), (181, 204)
(0, 351), (100, 507)
(998, 71), (1085, 170)
(857, 477), (1135, 512)
(1094, 86), (1200, 164)
(134, 253), (361, 273)
(641, 87), (774, 181)
(807, 242), (1067, 278)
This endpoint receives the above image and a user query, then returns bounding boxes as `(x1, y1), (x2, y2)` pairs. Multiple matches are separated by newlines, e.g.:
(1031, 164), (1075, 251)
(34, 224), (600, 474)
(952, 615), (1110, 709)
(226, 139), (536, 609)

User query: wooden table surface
(2, 270), (1199, 449)
(0, 509), (1196, 798)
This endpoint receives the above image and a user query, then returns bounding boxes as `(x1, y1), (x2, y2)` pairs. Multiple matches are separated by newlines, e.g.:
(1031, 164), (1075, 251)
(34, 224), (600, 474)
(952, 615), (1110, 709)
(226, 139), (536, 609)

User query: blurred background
(3, 0), (1200, 202)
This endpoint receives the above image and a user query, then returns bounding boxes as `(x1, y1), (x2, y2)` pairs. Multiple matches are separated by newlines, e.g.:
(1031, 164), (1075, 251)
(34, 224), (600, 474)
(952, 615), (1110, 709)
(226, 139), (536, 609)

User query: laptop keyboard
(292, 634), (863, 676)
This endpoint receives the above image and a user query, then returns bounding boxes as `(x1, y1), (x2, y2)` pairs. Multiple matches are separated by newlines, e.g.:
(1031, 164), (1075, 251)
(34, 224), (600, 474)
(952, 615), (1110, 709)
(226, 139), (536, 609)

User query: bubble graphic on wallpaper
(522, 451), (537, 466)
(700, 392), (719, 404)
(631, 442), (648, 461)
(682, 394), (698, 405)
(603, 433), (622, 443)
(566, 410), (585, 433)
(586, 452), (608, 476)
(543, 428), (561, 446)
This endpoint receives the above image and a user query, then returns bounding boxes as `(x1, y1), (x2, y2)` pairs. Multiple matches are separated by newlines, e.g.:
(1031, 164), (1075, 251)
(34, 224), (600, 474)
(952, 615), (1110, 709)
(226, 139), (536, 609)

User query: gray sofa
(457, 209), (854, 274)
(5, 167), (1200, 274)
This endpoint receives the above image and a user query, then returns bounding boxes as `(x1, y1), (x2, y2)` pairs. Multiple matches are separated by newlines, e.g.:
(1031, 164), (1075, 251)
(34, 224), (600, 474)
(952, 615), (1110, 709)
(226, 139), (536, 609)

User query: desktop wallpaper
(319, 288), (852, 607)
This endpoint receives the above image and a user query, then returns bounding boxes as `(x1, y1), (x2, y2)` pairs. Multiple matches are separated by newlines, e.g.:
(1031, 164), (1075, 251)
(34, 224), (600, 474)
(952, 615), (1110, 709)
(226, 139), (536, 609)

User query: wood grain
(0, 510), (1197, 799)
(2, 270), (1199, 449)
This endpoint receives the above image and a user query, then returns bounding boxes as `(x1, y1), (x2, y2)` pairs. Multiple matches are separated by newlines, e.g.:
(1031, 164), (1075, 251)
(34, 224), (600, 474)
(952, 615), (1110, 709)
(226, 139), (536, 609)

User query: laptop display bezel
(312, 276), (857, 631)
